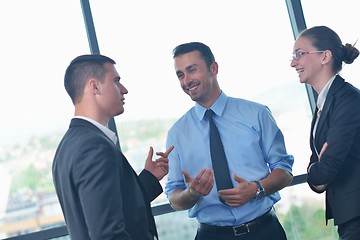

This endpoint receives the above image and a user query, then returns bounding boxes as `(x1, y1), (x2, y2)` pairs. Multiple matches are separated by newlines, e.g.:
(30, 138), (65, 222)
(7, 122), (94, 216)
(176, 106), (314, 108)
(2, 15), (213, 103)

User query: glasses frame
(291, 50), (325, 61)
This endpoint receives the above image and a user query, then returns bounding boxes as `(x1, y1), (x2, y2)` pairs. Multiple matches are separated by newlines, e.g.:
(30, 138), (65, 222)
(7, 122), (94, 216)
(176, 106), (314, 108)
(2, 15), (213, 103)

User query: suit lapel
(310, 107), (318, 136)
(70, 118), (116, 144)
(314, 76), (345, 143)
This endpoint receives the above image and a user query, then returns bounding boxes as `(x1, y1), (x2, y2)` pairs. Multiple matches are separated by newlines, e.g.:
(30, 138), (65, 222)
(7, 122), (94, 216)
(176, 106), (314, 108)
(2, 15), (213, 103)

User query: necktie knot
(205, 109), (215, 119)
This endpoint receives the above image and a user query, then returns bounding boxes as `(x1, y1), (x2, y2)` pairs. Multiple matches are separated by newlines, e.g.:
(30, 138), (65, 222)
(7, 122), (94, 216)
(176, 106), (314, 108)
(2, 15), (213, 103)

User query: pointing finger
(156, 145), (175, 157)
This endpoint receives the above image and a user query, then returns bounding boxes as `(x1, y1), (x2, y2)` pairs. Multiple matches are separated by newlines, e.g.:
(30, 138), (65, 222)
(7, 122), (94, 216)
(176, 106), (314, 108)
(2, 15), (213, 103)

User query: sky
(0, 1), (293, 145)
(0, 0), (359, 175)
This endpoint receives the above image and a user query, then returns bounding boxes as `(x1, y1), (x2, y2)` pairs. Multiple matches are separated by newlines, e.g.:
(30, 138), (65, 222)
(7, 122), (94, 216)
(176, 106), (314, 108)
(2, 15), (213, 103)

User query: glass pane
(301, 0), (360, 89)
(90, 1), (312, 205)
(277, 185), (338, 240)
(155, 210), (198, 240)
(0, 1), (89, 238)
(1, 0), (319, 238)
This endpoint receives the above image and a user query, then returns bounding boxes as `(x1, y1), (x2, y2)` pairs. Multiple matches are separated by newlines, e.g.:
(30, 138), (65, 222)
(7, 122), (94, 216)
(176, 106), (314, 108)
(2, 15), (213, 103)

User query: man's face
(174, 51), (218, 107)
(97, 62), (128, 118)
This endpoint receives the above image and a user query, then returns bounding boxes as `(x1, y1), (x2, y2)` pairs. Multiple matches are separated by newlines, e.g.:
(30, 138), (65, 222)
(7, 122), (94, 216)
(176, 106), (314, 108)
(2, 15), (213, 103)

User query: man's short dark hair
(64, 54), (116, 104)
(173, 42), (215, 69)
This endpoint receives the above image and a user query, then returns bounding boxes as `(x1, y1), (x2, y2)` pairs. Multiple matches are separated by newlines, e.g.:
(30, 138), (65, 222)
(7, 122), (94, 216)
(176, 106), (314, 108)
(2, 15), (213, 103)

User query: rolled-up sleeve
(260, 107), (294, 174)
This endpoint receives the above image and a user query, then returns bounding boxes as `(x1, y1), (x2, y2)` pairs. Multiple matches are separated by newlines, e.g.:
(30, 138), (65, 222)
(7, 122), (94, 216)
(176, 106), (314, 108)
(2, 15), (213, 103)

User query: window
(3, 1), (356, 238)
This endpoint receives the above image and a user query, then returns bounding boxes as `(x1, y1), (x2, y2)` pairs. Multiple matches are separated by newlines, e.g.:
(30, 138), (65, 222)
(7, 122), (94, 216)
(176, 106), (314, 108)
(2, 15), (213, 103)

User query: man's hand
(145, 145), (174, 180)
(169, 168), (214, 210)
(182, 168), (214, 197)
(218, 174), (255, 207)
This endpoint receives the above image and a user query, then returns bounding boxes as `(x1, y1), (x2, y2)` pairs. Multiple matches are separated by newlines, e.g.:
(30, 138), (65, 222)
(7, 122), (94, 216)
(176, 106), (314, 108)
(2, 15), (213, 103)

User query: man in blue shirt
(165, 42), (294, 240)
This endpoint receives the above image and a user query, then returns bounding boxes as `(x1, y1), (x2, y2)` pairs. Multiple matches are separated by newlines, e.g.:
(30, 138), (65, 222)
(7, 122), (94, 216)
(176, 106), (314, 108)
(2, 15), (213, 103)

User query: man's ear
(210, 61), (218, 75)
(89, 78), (100, 94)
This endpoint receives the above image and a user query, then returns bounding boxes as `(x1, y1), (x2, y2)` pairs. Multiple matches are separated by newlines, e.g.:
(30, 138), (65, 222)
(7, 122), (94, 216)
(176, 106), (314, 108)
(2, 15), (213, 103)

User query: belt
(199, 209), (275, 236)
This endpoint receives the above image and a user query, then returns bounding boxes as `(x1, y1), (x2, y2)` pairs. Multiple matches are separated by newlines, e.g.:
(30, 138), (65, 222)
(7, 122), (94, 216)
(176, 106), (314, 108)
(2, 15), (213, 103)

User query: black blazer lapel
(70, 118), (115, 144)
(314, 76), (345, 146)
(310, 106), (318, 153)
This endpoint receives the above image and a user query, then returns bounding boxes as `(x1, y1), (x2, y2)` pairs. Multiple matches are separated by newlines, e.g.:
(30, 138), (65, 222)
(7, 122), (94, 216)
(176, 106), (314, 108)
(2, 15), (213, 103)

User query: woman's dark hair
(299, 26), (359, 73)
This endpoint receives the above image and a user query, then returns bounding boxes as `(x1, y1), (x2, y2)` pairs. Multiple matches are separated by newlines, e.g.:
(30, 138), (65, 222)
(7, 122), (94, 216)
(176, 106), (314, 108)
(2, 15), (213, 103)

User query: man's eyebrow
(185, 64), (197, 70)
(176, 64), (198, 76)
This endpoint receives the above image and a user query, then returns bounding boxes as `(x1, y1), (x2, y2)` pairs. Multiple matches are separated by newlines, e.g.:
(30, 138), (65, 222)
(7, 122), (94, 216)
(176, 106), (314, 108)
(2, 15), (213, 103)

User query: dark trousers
(338, 216), (360, 240)
(194, 213), (287, 240)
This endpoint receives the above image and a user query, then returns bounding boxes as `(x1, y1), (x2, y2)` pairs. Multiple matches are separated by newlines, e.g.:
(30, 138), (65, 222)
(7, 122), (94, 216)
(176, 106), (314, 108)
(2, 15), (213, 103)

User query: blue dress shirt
(165, 92), (294, 226)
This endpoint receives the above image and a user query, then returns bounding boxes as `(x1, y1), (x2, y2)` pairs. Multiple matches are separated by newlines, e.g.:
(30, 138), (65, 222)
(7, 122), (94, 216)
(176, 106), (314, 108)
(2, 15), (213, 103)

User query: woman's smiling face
(290, 36), (326, 86)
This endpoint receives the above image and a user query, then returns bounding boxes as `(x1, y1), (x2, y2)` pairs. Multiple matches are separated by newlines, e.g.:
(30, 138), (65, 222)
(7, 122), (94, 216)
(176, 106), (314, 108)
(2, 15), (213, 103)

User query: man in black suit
(52, 54), (173, 239)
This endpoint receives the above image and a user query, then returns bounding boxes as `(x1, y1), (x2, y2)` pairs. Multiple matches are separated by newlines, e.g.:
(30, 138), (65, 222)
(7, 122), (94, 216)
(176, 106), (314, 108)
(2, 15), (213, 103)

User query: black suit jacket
(52, 118), (162, 239)
(307, 75), (360, 225)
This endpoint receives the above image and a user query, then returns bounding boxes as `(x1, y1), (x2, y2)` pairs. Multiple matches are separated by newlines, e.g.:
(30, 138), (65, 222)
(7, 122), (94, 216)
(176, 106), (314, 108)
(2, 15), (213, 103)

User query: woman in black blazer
(290, 25), (360, 239)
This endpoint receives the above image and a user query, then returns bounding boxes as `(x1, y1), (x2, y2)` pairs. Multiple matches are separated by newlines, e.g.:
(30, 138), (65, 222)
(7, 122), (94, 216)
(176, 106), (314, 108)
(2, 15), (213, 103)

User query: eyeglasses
(291, 50), (325, 61)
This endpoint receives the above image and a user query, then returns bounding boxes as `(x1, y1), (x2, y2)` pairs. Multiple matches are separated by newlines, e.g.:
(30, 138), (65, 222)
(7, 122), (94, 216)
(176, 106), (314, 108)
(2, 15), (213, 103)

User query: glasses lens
(293, 52), (297, 60)
(292, 51), (304, 60)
